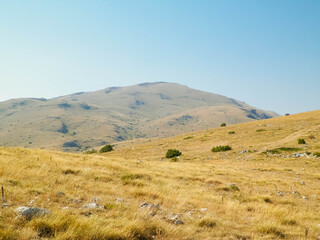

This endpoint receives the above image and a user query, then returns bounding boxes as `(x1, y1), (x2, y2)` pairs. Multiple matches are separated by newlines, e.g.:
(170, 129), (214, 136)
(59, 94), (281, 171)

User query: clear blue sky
(0, 0), (319, 115)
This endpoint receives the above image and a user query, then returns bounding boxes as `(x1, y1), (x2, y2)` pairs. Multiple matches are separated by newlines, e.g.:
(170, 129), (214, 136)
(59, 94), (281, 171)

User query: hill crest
(0, 82), (279, 151)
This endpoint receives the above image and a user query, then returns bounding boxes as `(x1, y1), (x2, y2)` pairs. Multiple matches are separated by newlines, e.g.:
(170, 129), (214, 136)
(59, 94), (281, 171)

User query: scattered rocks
(185, 209), (195, 216)
(199, 208), (207, 212)
(302, 196), (308, 200)
(174, 219), (183, 224)
(91, 197), (100, 203)
(82, 202), (99, 209)
(293, 190), (300, 195)
(140, 202), (160, 210)
(15, 207), (51, 221)
(14, 206), (29, 214)
(168, 214), (183, 224)
(116, 198), (124, 202)
(292, 153), (307, 158)
(277, 191), (283, 197)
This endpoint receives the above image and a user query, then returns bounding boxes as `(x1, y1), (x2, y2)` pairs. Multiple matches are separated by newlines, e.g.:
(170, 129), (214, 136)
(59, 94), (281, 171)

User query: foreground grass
(0, 111), (320, 239)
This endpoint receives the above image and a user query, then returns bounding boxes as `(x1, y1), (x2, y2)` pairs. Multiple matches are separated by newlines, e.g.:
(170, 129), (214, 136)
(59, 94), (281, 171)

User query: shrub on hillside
(220, 123), (226, 127)
(228, 131), (235, 134)
(166, 149), (181, 158)
(314, 152), (320, 157)
(84, 149), (97, 154)
(297, 139), (306, 144)
(62, 141), (80, 148)
(211, 145), (232, 152)
(100, 144), (113, 153)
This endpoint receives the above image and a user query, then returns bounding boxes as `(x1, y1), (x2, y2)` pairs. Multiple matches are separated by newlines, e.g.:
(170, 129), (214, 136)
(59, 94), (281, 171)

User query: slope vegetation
(0, 82), (278, 151)
(0, 110), (319, 239)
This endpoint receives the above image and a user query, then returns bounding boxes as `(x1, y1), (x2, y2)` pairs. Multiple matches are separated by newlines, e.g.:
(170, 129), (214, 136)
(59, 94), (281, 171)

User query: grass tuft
(198, 218), (217, 228)
(258, 226), (285, 238)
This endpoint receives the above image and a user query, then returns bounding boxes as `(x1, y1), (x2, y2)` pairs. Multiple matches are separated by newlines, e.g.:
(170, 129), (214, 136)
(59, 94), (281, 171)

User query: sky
(0, 0), (319, 115)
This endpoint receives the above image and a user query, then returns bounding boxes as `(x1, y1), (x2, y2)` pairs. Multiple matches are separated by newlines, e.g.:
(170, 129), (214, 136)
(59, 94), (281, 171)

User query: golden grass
(0, 110), (319, 239)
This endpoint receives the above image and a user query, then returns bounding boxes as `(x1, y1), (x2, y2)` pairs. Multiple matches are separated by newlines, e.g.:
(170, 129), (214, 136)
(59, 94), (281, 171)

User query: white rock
(14, 206), (29, 214)
(174, 219), (183, 224)
(82, 202), (99, 208)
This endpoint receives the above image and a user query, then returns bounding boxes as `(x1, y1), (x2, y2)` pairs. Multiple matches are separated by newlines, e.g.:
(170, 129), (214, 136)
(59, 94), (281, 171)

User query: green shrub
(314, 152), (320, 157)
(220, 123), (226, 127)
(256, 129), (266, 132)
(100, 144), (113, 153)
(264, 147), (301, 154)
(211, 145), (232, 152)
(297, 138), (306, 144)
(166, 149), (181, 158)
(183, 136), (193, 140)
(84, 149), (97, 154)
(228, 131), (235, 134)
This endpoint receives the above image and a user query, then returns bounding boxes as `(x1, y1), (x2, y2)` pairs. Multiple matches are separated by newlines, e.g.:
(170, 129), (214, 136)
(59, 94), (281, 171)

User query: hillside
(0, 110), (319, 239)
(0, 82), (278, 151)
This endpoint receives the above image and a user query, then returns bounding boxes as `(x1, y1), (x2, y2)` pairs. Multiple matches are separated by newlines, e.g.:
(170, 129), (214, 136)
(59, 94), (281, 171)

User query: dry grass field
(0, 110), (319, 239)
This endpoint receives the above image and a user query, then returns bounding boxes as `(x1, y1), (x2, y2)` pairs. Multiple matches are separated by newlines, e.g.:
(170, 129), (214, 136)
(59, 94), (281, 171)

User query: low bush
(100, 144), (113, 153)
(183, 136), (193, 140)
(314, 152), (320, 157)
(256, 129), (266, 132)
(220, 123), (226, 127)
(166, 149), (181, 158)
(298, 138), (306, 144)
(265, 147), (301, 154)
(62, 141), (80, 148)
(228, 131), (235, 134)
(211, 145), (232, 152)
(84, 149), (97, 154)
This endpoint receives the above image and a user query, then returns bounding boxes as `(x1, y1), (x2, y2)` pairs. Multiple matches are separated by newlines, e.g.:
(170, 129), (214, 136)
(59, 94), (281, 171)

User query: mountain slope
(0, 82), (278, 151)
(0, 110), (319, 239)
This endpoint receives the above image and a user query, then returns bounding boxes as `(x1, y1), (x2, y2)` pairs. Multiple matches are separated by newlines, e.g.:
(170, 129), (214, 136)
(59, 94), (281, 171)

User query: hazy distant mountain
(0, 82), (278, 151)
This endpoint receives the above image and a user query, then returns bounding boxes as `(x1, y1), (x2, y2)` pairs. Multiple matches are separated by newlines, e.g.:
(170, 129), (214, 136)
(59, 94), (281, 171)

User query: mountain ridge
(0, 82), (279, 151)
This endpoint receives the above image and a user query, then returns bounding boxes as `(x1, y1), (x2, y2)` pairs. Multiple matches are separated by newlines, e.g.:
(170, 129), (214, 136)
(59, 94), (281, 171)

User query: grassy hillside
(0, 110), (319, 239)
(0, 82), (278, 151)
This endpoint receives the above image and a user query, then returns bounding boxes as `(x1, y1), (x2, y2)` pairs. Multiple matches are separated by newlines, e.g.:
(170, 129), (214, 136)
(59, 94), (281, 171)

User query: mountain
(0, 110), (319, 239)
(0, 82), (278, 151)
